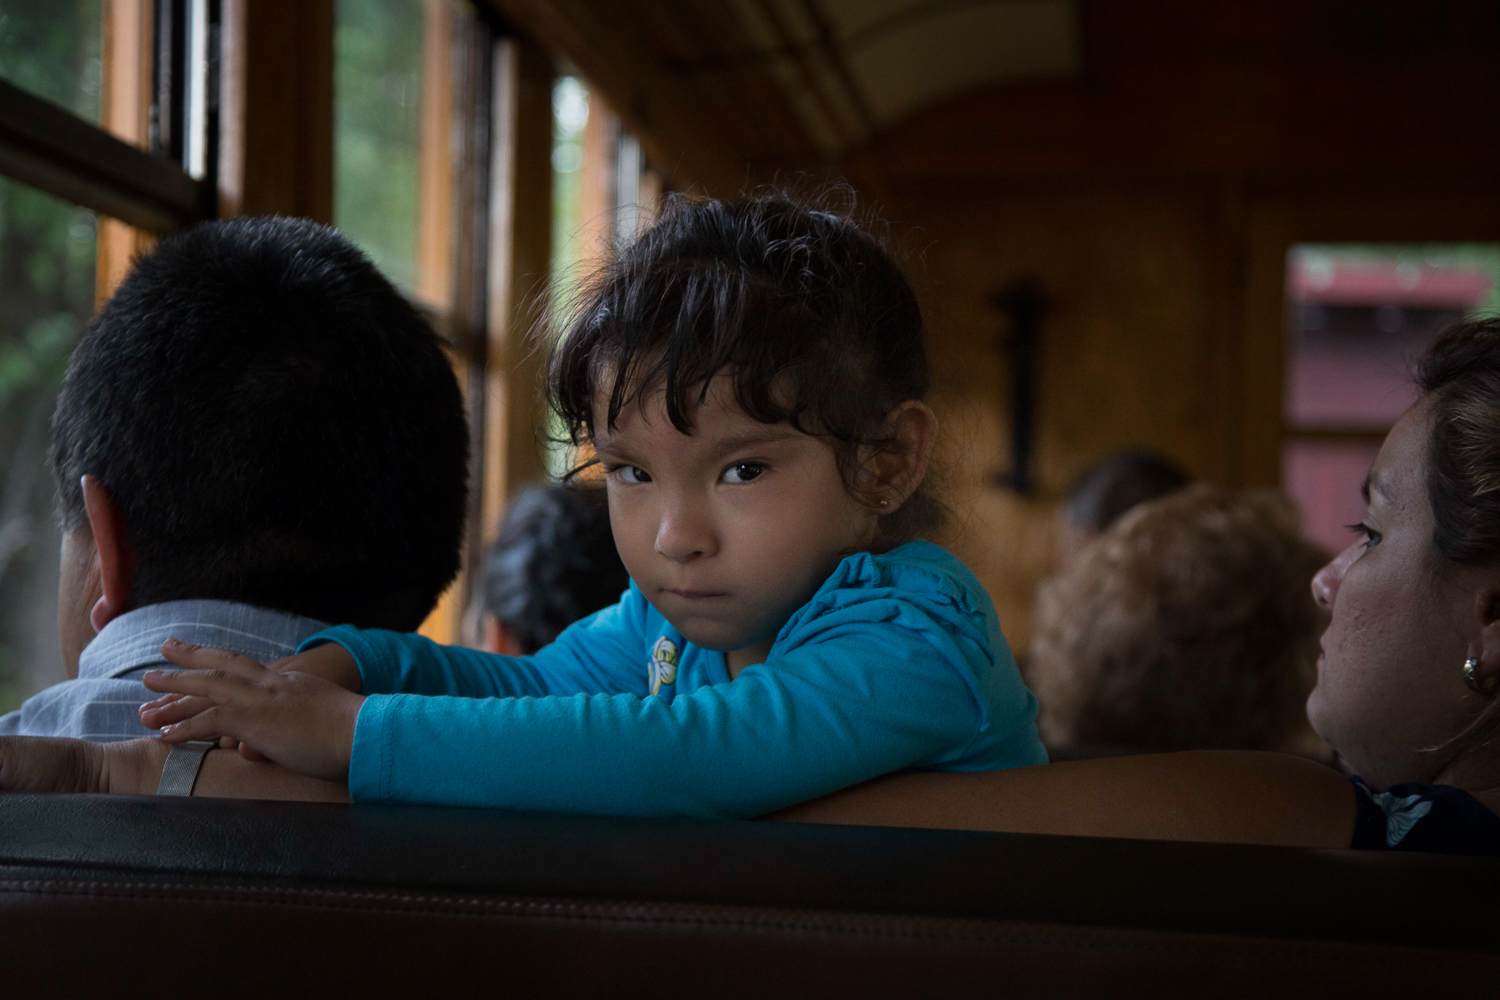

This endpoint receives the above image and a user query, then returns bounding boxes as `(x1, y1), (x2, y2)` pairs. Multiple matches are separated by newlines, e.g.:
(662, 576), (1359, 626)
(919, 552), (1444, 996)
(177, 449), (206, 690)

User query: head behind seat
(480, 484), (629, 654)
(1031, 484), (1327, 754)
(51, 216), (469, 631)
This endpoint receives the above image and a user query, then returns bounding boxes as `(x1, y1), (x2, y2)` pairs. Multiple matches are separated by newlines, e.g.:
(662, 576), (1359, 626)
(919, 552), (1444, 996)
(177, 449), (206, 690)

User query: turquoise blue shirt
(306, 540), (1047, 817)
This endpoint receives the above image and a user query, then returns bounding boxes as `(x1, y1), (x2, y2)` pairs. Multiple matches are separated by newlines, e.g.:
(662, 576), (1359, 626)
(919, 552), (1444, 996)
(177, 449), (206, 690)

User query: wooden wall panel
(482, 34), (554, 538)
(906, 194), (1223, 650)
(218, 0), (335, 221)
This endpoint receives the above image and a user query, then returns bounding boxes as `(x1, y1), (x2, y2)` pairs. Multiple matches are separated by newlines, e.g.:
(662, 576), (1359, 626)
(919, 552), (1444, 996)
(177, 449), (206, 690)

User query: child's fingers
(159, 639), (270, 679)
(140, 667), (248, 698)
(157, 708), (238, 744)
(138, 692), (185, 713)
(139, 694), (215, 727)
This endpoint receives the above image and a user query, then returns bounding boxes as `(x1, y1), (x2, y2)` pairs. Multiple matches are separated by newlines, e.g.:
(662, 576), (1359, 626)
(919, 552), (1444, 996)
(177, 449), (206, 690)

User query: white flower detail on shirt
(1367, 789), (1434, 847)
(648, 637), (679, 696)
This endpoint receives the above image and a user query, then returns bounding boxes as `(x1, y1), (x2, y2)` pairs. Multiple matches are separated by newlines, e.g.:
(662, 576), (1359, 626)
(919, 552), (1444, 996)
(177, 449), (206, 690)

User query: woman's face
(1307, 395), (1483, 788)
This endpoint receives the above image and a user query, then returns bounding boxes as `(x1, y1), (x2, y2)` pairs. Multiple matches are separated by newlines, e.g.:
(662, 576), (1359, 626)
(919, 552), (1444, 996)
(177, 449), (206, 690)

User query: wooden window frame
(0, 80), (207, 236)
(420, 6), (556, 646)
(2, 0), (560, 649)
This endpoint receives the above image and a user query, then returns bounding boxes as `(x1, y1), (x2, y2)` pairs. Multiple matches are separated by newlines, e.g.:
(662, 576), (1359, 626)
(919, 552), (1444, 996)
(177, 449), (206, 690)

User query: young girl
(139, 196), (1048, 817)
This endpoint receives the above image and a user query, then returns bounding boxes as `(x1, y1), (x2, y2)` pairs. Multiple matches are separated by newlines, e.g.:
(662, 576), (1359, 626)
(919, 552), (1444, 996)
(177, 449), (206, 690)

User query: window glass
(1282, 439), (1383, 555)
(550, 74), (589, 312)
(0, 178), (98, 712)
(0, 0), (103, 121)
(1285, 246), (1500, 430)
(334, 0), (423, 295)
(1283, 244), (1500, 553)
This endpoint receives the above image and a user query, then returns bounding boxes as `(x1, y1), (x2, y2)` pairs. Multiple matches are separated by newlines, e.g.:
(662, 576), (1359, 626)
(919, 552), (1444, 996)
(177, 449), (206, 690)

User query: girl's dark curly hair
(545, 193), (942, 545)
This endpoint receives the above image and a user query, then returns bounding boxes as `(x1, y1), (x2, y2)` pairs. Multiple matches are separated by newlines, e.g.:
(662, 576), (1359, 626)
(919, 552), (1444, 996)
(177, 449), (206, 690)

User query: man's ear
(870, 401), (939, 510)
(81, 475), (132, 632)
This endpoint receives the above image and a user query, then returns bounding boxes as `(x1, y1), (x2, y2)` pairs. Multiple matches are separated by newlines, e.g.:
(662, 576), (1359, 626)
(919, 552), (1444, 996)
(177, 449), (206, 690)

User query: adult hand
(0, 735), (166, 794)
(139, 640), (363, 782)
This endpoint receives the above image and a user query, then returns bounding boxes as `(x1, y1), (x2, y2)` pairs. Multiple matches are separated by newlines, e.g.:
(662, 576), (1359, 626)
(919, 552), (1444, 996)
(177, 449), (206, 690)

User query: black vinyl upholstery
(1, 793), (1497, 996)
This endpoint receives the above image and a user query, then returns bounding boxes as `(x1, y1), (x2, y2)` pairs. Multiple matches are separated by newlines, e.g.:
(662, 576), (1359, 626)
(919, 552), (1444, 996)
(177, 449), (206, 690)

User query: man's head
(480, 484), (629, 655)
(1058, 449), (1190, 564)
(52, 217), (468, 675)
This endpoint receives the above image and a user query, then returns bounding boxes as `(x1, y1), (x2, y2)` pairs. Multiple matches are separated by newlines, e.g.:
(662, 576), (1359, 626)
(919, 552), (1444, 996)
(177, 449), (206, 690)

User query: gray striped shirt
(0, 600), (327, 742)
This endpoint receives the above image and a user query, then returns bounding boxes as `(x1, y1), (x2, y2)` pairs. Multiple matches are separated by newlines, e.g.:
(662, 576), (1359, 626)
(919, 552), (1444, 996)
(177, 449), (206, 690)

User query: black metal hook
(992, 279), (1050, 495)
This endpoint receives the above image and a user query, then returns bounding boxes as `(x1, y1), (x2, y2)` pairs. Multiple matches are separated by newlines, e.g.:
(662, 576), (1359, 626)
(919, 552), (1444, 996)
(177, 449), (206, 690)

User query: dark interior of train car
(2, 1), (1499, 994)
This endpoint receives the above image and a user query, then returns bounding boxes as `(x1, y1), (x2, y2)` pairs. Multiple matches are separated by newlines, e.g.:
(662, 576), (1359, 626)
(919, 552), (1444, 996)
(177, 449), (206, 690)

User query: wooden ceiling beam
(485, 0), (787, 194)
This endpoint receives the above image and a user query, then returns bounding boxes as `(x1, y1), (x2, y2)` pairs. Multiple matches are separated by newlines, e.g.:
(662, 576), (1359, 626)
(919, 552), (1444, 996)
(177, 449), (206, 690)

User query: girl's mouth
(665, 588), (728, 600)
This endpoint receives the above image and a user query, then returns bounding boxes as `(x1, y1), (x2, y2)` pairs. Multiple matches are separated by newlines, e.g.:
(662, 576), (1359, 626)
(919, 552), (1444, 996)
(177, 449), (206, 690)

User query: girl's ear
(872, 401), (939, 508)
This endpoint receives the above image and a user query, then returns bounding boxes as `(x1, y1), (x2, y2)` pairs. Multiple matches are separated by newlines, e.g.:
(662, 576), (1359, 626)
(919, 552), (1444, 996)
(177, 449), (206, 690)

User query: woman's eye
(1347, 522), (1381, 549)
(614, 465), (651, 484)
(722, 462), (767, 484)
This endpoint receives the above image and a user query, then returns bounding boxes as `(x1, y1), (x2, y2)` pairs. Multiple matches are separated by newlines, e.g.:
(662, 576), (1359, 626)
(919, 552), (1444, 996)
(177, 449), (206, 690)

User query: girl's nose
(654, 503), (717, 563)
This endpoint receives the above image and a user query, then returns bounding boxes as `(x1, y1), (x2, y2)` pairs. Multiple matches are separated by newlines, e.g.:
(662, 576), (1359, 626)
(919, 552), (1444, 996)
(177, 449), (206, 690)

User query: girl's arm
(146, 613), (1006, 817)
(347, 632), (985, 816)
(767, 751), (1358, 848)
(319, 586), (647, 699)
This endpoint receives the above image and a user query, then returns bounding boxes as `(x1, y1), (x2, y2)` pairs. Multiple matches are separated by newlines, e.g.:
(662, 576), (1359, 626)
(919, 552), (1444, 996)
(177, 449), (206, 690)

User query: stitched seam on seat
(0, 878), (1477, 965)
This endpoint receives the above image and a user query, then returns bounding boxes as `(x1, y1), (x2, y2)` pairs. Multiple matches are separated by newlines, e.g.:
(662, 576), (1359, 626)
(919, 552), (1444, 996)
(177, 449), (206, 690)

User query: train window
(1283, 244), (1500, 552)
(550, 74), (659, 307)
(335, 0), (424, 299)
(0, 1), (212, 709)
(0, 1), (103, 124)
(0, 4), (104, 711)
(0, 179), (99, 712)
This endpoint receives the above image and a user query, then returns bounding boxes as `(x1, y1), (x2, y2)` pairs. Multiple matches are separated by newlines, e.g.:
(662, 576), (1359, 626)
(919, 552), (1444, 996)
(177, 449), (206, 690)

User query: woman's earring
(1463, 657), (1499, 695)
(878, 498), (890, 508)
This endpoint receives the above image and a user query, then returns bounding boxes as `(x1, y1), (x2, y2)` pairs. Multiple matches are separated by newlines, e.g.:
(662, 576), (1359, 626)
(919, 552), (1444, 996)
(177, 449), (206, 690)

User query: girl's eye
(1346, 522), (1381, 550)
(613, 465), (651, 484)
(722, 462), (767, 484)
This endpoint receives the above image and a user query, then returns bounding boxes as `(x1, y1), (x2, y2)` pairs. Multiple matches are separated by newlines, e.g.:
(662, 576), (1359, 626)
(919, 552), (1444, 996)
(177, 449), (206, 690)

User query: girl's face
(594, 379), (881, 673)
(1307, 395), (1486, 788)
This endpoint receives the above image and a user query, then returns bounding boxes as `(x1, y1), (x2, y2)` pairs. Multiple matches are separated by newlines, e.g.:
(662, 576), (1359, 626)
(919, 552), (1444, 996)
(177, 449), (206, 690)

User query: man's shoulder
(82, 599), (330, 678)
(0, 675), (160, 742)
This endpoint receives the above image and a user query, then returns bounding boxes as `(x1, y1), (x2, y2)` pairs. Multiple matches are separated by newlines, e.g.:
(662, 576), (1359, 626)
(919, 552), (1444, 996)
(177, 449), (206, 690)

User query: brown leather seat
(1, 793), (1496, 996)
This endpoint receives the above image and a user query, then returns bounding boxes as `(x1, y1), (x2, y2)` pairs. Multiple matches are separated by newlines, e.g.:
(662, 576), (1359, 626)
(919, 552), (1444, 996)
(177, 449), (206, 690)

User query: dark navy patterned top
(1350, 777), (1500, 856)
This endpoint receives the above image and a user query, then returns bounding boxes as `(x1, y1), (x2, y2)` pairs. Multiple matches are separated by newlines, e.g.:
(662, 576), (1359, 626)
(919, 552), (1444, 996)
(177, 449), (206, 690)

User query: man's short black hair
(1065, 449), (1190, 533)
(481, 484), (628, 654)
(51, 216), (469, 630)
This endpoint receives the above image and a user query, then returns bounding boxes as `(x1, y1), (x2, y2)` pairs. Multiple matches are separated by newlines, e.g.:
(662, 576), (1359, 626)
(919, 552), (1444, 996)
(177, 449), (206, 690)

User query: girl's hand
(266, 641), (364, 692)
(138, 639), (363, 781)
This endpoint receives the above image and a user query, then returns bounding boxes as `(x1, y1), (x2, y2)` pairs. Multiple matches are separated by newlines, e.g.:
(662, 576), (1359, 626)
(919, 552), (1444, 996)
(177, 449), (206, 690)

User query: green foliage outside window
(550, 75), (588, 317)
(335, 0), (423, 296)
(0, 0), (104, 711)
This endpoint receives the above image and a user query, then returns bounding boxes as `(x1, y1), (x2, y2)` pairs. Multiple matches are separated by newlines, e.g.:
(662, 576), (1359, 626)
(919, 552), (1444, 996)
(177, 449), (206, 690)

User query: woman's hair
(1416, 316), (1500, 751)
(1028, 484), (1327, 752)
(1417, 317), (1500, 563)
(545, 192), (941, 545)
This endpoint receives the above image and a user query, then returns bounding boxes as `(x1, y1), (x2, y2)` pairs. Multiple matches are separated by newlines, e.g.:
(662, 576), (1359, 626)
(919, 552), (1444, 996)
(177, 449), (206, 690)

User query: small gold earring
(1463, 657), (1499, 695)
